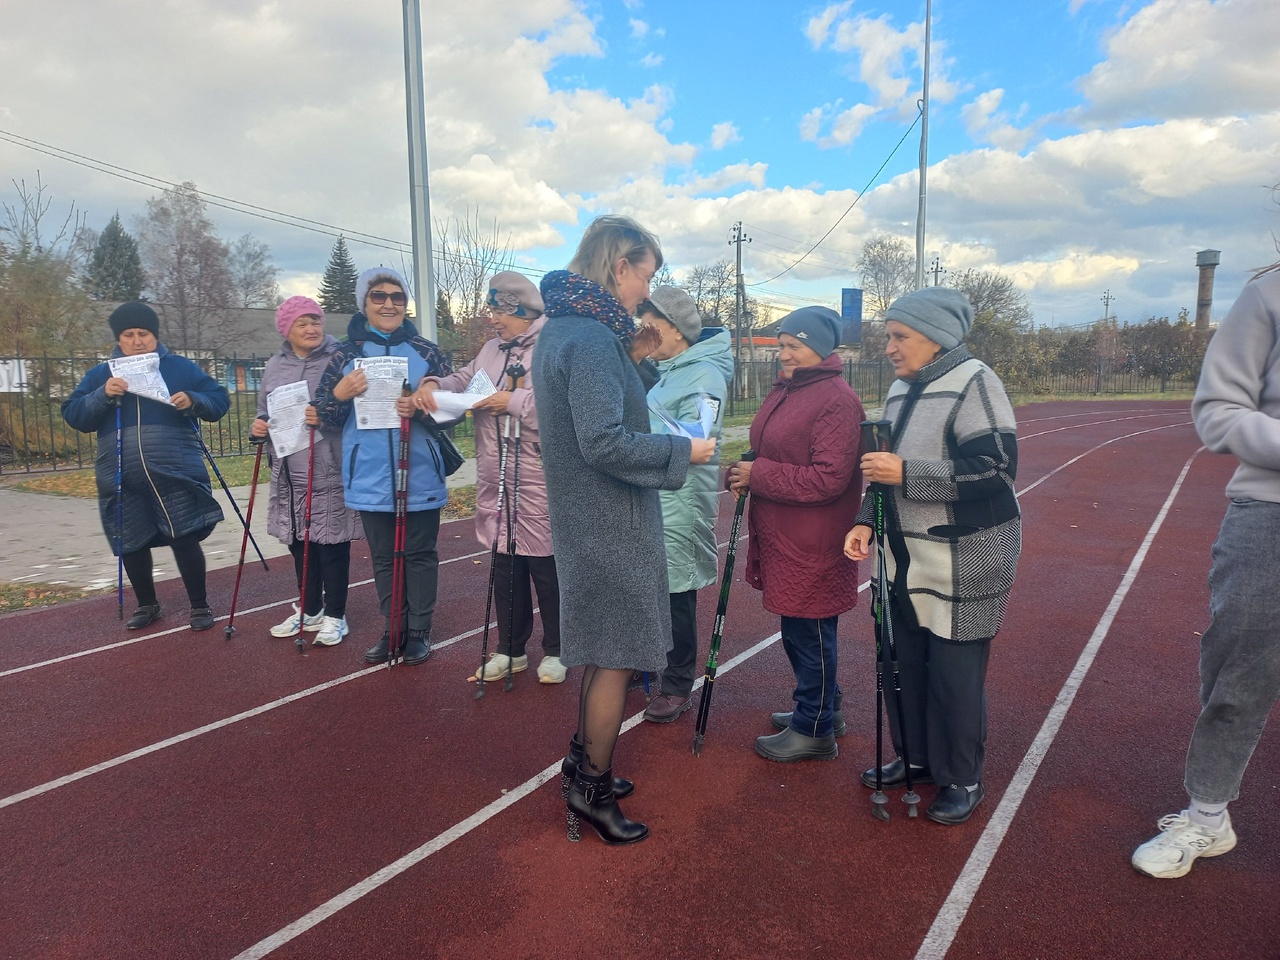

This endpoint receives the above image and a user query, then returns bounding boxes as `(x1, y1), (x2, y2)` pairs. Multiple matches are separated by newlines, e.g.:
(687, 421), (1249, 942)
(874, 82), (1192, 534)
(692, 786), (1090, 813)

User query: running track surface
(1, 400), (1276, 960)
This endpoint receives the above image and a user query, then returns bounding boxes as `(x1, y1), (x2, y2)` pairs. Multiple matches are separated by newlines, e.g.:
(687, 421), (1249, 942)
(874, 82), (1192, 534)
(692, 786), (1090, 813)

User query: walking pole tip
(871, 791), (891, 822)
(224, 624), (236, 639)
(904, 790), (920, 817)
(692, 733), (704, 757)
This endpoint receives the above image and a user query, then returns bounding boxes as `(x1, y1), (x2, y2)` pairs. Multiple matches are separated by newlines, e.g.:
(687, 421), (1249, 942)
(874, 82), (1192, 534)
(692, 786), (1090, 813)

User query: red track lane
(2, 400), (1272, 960)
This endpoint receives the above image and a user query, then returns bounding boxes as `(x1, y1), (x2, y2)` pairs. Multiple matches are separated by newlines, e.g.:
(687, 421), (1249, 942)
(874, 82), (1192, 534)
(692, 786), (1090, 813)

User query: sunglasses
(368, 290), (407, 306)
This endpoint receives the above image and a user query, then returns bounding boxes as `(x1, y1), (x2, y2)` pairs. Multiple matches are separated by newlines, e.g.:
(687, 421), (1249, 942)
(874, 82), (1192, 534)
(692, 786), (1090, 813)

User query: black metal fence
(0, 353), (1195, 475)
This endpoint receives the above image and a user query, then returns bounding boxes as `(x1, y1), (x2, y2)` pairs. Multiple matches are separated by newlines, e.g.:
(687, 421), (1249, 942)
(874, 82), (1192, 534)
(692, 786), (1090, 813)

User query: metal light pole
(403, 0), (438, 340)
(913, 0), (932, 291)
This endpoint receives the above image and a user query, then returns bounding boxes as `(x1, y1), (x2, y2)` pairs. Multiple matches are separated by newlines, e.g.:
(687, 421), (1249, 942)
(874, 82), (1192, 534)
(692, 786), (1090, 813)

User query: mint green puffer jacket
(648, 326), (735, 593)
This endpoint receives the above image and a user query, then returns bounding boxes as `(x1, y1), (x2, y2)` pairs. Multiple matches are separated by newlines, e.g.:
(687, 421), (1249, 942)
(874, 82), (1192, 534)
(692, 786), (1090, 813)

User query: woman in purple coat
(420, 272), (564, 685)
(250, 296), (363, 646)
(726, 306), (864, 763)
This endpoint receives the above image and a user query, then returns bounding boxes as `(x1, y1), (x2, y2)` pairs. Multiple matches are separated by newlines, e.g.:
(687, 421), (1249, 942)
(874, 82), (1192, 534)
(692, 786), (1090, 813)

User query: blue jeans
(780, 616), (841, 738)
(1184, 499), (1280, 804)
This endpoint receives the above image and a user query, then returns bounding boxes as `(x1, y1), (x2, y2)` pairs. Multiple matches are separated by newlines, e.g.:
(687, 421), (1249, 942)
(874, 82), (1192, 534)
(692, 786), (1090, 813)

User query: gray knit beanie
(777, 305), (842, 359)
(644, 286), (702, 344)
(884, 287), (973, 350)
(355, 266), (409, 310)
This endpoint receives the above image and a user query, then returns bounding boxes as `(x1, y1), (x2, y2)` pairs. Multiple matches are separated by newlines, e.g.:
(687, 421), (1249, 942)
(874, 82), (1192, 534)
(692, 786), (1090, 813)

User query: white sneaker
(537, 655), (567, 684)
(1131, 810), (1237, 878)
(269, 604), (325, 637)
(472, 654), (528, 682)
(312, 616), (349, 646)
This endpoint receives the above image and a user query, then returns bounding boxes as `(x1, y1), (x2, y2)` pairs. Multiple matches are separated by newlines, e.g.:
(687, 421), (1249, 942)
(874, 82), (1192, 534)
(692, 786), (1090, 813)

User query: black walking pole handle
(860, 419), (892, 456)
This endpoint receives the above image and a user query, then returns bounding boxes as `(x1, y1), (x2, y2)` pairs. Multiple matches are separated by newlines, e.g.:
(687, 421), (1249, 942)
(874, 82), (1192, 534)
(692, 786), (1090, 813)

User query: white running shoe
(472, 654), (528, 682)
(1131, 810), (1237, 878)
(312, 616), (349, 646)
(537, 655), (567, 684)
(269, 604), (325, 637)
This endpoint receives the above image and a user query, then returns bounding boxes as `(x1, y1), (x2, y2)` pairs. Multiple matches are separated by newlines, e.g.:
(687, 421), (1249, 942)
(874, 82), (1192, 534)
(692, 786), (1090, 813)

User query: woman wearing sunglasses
(314, 267), (452, 666)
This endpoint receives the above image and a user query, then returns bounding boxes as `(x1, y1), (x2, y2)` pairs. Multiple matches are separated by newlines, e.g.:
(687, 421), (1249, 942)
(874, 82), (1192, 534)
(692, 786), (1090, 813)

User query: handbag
(436, 431), (465, 477)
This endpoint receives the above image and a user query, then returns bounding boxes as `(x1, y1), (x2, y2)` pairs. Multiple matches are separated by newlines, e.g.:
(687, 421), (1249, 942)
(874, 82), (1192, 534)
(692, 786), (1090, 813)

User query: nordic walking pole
(503, 360), (526, 693)
(294, 424), (317, 654)
(692, 449), (755, 756)
(225, 433), (268, 638)
(114, 399), (124, 621)
(189, 420), (269, 571)
(474, 413), (511, 699)
(388, 381), (412, 669)
(862, 418), (921, 818)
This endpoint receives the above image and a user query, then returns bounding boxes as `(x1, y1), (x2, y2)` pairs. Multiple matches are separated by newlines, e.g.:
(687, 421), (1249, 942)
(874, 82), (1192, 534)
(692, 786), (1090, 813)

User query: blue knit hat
(884, 287), (973, 350)
(355, 266), (409, 310)
(777, 305), (842, 359)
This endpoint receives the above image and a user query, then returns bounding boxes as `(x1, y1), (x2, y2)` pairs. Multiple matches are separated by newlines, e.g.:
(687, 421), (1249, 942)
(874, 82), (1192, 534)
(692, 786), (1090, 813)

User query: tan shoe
(472, 654), (528, 682)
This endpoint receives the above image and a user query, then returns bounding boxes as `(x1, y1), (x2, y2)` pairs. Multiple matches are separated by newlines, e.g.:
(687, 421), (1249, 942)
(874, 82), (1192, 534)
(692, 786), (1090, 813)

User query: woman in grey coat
(534, 215), (717, 845)
(250, 296), (363, 646)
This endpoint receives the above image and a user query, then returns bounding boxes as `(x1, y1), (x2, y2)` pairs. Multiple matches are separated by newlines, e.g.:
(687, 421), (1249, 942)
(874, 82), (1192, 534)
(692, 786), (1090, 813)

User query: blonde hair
(567, 215), (663, 298)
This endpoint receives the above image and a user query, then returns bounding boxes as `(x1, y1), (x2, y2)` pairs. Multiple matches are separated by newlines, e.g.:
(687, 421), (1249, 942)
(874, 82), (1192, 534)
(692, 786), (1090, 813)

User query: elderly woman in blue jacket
(61, 302), (231, 631)
(636, 287), (734, 722)
(313, 267), (452, 666)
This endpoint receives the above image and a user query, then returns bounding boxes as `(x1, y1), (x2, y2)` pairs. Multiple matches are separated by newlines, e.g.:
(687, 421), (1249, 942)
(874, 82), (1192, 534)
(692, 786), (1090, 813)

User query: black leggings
(288, 539), (352, 620)
(122, 533), (208, 608)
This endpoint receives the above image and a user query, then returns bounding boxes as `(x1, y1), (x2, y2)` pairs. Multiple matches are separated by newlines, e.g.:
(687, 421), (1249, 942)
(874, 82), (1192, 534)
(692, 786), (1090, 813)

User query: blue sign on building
(841, 288), (863, 345)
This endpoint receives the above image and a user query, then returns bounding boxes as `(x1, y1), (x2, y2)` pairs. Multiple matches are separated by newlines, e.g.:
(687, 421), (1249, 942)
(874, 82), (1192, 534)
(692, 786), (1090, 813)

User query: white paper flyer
(353, 356), (410, 430)
(108, 353), (172, 405)
(266, 380), (312, 459)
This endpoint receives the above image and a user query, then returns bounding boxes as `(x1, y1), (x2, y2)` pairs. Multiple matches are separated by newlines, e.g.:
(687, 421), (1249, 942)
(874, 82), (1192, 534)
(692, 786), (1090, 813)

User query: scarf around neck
(540, 270), (638, 348)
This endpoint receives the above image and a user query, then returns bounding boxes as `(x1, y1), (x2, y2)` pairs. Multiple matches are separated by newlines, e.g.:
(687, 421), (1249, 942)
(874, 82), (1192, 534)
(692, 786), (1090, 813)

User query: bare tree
(684, 259), (736, 326)
(950, 268), (1032, 326)
(433, 207), (513, 350)
(856, 235), (915, 320)
(136, 182), (237, 354)
(227, 234), (280, 308)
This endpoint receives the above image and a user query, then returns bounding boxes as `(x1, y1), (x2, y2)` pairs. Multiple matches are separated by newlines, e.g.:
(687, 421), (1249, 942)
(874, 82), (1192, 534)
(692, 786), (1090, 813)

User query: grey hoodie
(1193, 269), (1280, 503)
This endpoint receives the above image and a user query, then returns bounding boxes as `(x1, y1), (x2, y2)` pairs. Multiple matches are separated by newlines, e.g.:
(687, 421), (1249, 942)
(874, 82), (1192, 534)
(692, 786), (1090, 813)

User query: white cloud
(1079, 0), (1280, 122)
(804, 1), (852, 48)
(641, 52), (664, 68)
(962, 88), (1034, 151)
(629, 18), (649, 39)
(709, 122), (741, 150)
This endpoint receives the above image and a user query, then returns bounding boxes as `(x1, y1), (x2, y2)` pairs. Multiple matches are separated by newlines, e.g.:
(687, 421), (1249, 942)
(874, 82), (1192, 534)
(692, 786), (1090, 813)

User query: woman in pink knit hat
(249, 296), (363, 645)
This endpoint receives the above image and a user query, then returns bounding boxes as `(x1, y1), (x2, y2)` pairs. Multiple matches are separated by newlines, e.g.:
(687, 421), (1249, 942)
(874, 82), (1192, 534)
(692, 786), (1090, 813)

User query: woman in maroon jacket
(727, 306), (864, 762)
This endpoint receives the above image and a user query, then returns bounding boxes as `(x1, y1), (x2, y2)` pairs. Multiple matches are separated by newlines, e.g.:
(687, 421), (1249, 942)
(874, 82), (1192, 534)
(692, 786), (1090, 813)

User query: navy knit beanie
(884, 287), (973, 350)
(777, 305), (843, 359)
(108, 301), (160, 339)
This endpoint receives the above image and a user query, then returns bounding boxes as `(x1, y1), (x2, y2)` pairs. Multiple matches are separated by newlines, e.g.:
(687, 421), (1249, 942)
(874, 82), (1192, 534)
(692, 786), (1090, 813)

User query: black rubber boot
(565, 765), (647, 845)
(560, 735), (633, 800)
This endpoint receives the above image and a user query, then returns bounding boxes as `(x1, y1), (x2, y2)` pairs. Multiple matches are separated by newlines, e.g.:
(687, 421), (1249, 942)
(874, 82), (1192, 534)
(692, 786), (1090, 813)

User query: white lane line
(1016, 407), (1184, 426)
(1016, 422), (1189, 497)
(913, 447), (1203, 960)
(228, 629), (788, 960)
(0, 549), (491, 679)
(1020, 412), (1186, 442)
(0, 615), (507, 811)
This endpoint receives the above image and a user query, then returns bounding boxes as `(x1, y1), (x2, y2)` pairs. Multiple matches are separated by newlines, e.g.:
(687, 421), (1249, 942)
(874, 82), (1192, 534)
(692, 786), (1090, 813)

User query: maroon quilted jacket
(739, 353), (864, 618)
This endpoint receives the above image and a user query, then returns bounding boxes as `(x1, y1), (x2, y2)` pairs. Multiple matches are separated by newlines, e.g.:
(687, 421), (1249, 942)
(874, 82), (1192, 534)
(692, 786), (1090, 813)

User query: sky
(2, 0), (1278, 331)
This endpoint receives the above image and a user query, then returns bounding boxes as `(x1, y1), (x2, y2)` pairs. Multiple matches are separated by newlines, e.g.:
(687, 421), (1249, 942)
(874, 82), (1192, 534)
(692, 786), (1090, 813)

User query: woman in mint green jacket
(637, 287), (735, 723)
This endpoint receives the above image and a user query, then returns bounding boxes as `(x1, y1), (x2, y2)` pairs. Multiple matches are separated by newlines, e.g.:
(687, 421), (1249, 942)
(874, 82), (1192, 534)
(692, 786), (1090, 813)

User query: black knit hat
(109, 302), (160, 339)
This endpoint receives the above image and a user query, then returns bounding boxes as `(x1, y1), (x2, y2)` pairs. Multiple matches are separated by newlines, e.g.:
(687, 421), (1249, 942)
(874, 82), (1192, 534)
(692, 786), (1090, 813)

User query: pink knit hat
(275, 296), (325, 338)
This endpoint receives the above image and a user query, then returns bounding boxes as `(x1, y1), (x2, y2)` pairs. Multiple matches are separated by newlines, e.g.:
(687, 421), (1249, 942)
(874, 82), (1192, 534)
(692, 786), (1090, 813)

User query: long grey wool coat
(533, 313), (693, 671)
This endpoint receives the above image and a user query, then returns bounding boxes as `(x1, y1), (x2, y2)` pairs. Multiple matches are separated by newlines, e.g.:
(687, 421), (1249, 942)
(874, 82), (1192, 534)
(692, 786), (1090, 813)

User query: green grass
(0, 580), (109, 613)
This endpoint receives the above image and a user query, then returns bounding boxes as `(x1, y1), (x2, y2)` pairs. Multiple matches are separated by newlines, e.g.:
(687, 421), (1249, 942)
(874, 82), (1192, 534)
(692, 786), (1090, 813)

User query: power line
(747, 107), (923, 288)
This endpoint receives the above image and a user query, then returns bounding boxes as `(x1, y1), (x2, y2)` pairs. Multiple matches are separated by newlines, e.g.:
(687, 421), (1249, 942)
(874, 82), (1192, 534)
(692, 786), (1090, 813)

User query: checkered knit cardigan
(857, 345), (1021, 642)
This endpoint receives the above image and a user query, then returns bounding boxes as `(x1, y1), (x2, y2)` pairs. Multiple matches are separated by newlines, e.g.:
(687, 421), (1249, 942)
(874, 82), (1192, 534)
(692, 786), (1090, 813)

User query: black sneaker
(190, 607), (215, 631)
(126, 603), (161, 630)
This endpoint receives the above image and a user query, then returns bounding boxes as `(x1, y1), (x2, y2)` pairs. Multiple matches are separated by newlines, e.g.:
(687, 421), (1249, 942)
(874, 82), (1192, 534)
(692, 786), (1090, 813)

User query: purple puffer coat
(429, 317), (550, 556)
(256, 335), (363, 546)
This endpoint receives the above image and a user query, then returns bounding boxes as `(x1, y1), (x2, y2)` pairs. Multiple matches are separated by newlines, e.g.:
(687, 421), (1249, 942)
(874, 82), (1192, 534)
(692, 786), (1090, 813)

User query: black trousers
(360, 510), (440, 637)
(493, 552), (561, 658)
(288, 539), (352, 620)
(122, 532), (208, 608)
(660, 589), (699, 698)
(882, 590), (992, 787)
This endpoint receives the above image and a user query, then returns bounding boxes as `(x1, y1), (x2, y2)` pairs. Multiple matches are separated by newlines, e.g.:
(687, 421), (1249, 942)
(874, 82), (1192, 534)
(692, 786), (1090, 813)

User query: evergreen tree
(88, 213), (144, 301)
(318, 235), (358, 314)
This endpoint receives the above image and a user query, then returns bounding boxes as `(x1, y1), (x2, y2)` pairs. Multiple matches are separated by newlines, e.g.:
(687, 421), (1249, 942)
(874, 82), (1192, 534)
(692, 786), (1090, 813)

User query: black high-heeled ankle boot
(565, 765), (648, 845)
(560, 736), (633, 800)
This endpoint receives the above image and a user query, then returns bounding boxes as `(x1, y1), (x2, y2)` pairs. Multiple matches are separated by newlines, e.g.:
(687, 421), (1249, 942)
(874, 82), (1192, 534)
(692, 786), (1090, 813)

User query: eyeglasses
(368, 290), (408, 306)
